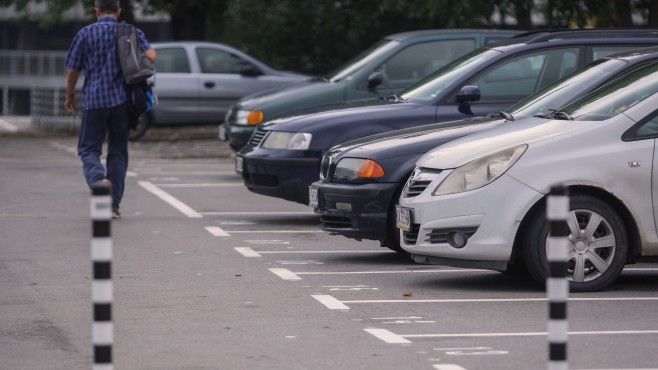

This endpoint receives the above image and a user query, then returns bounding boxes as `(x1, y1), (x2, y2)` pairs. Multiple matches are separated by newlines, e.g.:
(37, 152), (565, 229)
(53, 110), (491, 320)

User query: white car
(397, 61), (658, 292)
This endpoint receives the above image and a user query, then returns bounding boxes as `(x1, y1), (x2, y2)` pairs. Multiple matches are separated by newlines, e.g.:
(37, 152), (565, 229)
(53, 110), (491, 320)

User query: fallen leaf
(403, 291), (412, 297)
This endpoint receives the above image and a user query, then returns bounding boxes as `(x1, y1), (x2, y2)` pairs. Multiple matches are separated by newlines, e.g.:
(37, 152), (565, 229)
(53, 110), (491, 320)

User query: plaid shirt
(65, 16), (151, 110)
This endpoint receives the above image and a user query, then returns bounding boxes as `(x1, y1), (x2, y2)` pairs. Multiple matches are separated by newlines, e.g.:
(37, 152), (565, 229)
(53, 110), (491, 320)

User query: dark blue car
(236, 30), (658, 207)
(310, 47), (658, 251)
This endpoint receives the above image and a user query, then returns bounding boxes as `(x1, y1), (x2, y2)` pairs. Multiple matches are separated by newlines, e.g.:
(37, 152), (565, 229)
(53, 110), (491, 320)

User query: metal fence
(1, 50), (80, 131)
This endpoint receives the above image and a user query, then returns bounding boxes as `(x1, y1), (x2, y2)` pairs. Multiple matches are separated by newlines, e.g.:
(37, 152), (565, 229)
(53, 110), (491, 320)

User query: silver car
(131, 41), (309, 140)
(397, 60), (658, 292)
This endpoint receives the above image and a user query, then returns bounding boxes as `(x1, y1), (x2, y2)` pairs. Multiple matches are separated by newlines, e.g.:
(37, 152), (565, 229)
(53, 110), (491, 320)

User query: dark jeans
(77, 103), (129, 210)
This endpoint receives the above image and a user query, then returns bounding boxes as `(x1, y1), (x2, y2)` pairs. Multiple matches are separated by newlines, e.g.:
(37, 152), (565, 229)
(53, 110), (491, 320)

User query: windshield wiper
(486, 111), (514, 121)
(537, 108), (573, 120)
(382, 94), (407, 102)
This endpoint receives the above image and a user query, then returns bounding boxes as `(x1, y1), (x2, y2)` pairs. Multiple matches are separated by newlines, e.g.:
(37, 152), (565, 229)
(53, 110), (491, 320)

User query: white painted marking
(234, 247), (262, 257)
(205, 226), (230, 237)
(221, 221), (256, 226)
(277, 260), (323, 265)
(126, 171), (138, 177)
(155, 183), (243, 188)
(223, 230), (322, 234)
(0, 118), (18, 132)
(435, 347), (492, 351)
(374, 316), (423, 320)
(364, 328), (411, 344)
(287, 268), (482, 277)
(433, 365), (468, 370)
(340, 297), (658, 304)
(138, 181), (202, 218)
(269, 268), (301, 281)
(324, 285), (378, 291)
(445, 349), (508, 356)
(246, 240), (290, 245)
(92, 322), (113, 344)
(257, 250), (383, 254)
(201, 211), (314, 216)
(312, 294), (351, 310)
(138, 171), (235, 175)
(402, 330), (658, 339)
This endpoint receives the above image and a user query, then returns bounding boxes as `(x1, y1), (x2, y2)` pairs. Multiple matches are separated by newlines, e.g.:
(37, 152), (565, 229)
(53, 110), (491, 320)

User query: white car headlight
(262, 132), (312, 150)
(433, 144), (527, 196)
(234, 109), (264, 125)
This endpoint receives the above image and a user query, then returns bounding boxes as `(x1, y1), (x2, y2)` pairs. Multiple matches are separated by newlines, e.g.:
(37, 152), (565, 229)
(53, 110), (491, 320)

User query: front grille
(426, 227), (478, 244)
(403, 180), (432, 197)
(250, 174), (278, 187)
(320, 215), (352, 228)
(249, 127), (268, 146)
(402, 223), (421, 245)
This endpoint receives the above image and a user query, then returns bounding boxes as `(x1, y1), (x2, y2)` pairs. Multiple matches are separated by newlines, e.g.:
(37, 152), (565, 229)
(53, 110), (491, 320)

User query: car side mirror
(241, 65), (262, 77)
(367, 71), (384, 89)
(456, 85), (481, 104)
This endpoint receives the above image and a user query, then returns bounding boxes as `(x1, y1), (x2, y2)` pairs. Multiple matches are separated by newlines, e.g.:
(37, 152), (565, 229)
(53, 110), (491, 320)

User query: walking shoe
(92, 178), (112, 191)
(112, 208), (121, 220)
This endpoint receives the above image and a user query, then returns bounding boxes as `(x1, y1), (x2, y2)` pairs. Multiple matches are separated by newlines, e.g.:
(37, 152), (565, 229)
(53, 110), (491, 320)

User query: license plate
(395, 205), (412, 231)
(308, 186), (319, 208)
(235, 156), (244, 173)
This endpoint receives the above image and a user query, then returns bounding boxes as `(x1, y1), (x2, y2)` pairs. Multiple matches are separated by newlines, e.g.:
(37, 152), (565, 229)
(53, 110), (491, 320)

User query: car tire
(381, 176), (411, 254)
(522, 194), (628, 292)
(128, 114), (151, 142)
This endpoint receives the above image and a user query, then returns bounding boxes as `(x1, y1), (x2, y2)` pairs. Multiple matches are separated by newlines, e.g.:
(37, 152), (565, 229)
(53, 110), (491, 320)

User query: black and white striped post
(91, 184), (113, 370)
(547, 185), (570, 370)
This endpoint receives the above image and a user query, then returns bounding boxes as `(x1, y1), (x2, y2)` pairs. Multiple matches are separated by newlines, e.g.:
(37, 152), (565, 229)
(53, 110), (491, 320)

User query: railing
(1, 50), (79, 130)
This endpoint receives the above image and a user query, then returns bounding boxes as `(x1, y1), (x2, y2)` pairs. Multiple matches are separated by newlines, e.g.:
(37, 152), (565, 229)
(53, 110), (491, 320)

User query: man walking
(64, 0), (156, 219)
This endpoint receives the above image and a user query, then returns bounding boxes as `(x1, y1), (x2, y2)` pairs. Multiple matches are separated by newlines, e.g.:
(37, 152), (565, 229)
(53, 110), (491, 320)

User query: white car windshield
(558, 61), (658, 121)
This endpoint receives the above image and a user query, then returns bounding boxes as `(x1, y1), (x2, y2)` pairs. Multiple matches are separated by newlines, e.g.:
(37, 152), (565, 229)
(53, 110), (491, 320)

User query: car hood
(327, 116), (503, 161)
(417, 116), (598, 169)
(262, 101), (418, 132)
(237, 78), (345, 109)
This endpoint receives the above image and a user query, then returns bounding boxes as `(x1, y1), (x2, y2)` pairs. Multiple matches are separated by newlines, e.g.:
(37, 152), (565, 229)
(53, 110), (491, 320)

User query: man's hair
(95, 0), (120, 13)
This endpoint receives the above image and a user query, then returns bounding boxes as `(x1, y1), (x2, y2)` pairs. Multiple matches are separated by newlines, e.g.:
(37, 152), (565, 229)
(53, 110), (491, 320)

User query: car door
(152, 46), (200, 124)
(195, 46), (274, 123)
(348, 38), (478, 100)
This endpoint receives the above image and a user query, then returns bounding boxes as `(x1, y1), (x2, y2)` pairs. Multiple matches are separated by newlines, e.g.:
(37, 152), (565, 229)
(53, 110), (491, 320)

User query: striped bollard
(547, 185), (569, 370)
(91, 184), (113, 370)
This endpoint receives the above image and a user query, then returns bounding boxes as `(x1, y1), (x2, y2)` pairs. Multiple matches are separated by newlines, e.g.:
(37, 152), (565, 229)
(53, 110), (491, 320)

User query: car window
(369, 39), (476, 90)
(328, 39), (399, 82)
(634, 113), (658, 137)
(561, 61), (658, 121)
(465, 47), (580, 103)
(592, 46), (646, 60)
(154, 47), (190, 73)
(196, 47), (255, 74)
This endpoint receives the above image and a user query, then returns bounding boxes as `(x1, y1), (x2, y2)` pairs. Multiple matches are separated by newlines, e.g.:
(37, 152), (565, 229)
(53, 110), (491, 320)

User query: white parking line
(270, 268), (302, 281)
(155, 183), (243, 188)
(200, 211), (314, 216)
(234, 247), (262, 257)
(268, 268), (484, 280)
(205, 226), (230, 237)
(312, 294), (350, 310)
(0, 118), (18, 132)
(433, 365), (468, 370)
(313, 294), (658, 310)
(366, 329), (658, 343)
(225, 230), (323, 233)
(138, 181), (202, 218)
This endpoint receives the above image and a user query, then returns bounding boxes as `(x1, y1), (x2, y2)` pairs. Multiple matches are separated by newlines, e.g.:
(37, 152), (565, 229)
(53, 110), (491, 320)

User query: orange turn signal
(247, 111), (264, 125)
(357, 159), (385, 178)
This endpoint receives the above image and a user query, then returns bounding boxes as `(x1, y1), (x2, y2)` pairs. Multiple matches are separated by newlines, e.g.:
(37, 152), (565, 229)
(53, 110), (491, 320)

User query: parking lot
(2, 132), (658, 370)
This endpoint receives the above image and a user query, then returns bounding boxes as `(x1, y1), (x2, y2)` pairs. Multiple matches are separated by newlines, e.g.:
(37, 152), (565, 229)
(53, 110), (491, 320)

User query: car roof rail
(522, 28), (658, 43)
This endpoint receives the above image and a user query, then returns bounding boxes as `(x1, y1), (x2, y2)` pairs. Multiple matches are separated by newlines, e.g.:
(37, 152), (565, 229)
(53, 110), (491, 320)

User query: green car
(221, 29), (521, 151)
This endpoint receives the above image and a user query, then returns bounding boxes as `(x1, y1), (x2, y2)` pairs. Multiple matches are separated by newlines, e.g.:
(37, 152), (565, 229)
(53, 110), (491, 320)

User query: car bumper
(398, 173), (541, 266)
(227, 124), (256, 150)
(238, 149), (320, 204)
(311, 180), (399, 242)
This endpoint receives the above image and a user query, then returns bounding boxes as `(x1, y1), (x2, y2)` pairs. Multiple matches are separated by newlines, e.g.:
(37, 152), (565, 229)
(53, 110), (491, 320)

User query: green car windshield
(327, 39), (399, 82)
(400, 48), (501, 103)
(506, 58), (625, 117)
(559, 61), (658, 121)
